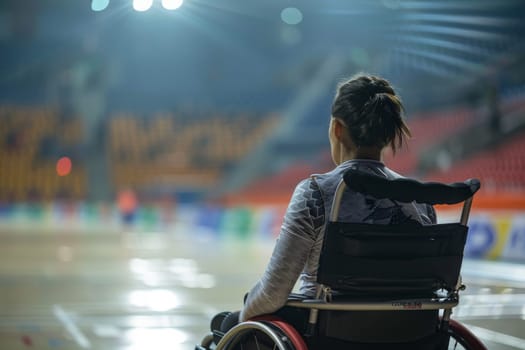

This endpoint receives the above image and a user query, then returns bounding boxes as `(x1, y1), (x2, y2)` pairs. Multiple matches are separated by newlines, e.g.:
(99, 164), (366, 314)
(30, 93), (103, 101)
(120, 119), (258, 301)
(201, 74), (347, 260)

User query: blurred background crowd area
(0, 106), (279, 202)
(1, 0), (525, 260)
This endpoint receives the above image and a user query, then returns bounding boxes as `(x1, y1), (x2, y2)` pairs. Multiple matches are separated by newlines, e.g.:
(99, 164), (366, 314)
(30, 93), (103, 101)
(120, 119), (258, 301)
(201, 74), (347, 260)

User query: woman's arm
(239, 179), (321, 321)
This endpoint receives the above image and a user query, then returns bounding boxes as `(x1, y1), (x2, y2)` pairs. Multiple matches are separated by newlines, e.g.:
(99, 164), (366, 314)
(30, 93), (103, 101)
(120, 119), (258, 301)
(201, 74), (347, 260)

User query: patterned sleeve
(239, 178), (324, 321)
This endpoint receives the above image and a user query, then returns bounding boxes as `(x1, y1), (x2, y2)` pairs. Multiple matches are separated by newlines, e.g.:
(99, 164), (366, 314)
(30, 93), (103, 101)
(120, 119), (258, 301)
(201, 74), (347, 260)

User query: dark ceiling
(0, 0), (524, 113)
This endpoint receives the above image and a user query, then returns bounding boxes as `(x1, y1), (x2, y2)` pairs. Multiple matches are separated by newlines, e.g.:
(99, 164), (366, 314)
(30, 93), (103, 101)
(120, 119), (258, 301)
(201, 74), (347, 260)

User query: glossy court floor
(1, 226), (525, 350)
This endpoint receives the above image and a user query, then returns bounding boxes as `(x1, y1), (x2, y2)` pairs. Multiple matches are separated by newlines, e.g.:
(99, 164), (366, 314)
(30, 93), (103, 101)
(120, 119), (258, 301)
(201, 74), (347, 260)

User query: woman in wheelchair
(197, 74), (485, 349)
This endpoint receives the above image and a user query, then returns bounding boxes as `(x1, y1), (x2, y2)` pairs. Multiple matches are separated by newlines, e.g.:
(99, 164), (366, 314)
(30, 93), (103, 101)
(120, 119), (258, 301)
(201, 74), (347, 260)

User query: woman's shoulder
(292, 176), (322, 196)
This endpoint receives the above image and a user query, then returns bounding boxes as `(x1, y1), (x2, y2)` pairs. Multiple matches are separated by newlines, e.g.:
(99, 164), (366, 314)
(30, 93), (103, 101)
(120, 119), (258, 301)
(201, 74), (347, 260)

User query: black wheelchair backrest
(317, 169), (481, 296)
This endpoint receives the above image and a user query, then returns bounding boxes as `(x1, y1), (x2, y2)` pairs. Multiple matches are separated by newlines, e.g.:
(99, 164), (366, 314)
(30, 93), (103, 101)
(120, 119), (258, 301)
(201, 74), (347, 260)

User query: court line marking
(52, 304), (91, 348)
(463, 323), (525, 350)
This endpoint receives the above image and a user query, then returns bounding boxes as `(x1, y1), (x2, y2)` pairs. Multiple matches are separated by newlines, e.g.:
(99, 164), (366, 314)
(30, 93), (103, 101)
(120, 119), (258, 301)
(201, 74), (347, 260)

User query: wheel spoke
(254, 332), (260, 350)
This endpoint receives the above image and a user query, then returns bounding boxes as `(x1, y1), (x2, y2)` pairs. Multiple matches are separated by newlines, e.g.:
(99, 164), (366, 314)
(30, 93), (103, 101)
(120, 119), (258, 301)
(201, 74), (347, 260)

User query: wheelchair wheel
(447, 320), (487, 350)
(215, 317), (308, 350)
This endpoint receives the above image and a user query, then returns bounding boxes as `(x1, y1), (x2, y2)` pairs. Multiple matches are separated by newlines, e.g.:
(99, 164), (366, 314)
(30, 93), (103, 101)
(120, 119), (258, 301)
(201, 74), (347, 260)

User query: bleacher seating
(425, 132), (525, 193)
(0, 106), (86, 201)
(0, 106), (279, 202)
(108, 112), (279, 191)
(2, 96), (522, 204)
(383, 107), (476, 175)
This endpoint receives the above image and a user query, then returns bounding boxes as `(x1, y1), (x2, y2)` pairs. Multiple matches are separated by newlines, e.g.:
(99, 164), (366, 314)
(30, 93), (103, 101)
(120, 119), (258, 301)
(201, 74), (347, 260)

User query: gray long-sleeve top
(239, 159), (436, 321)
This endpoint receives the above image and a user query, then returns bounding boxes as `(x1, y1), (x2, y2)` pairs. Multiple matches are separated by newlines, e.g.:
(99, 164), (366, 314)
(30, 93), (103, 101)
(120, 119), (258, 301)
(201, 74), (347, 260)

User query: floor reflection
(123, 328), (189, 350)
(128, 258), (216, 288)
(0, 231), (524, 350)
(127, 289), (181, 312)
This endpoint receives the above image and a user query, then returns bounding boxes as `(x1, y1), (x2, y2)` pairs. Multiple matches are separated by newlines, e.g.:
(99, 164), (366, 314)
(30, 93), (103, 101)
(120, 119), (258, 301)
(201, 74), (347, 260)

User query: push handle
(343, 169), (480, 205)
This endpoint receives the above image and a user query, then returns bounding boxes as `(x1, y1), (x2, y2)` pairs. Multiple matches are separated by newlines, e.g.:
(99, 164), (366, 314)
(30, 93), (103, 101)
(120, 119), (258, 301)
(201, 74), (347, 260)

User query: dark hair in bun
(331, 74), (411, 154)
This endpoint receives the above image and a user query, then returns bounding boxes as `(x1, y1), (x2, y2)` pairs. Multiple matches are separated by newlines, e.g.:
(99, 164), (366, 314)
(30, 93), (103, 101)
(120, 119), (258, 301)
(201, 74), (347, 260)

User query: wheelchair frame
(285, 175), (475, 336)
(198, 170), (486, 350)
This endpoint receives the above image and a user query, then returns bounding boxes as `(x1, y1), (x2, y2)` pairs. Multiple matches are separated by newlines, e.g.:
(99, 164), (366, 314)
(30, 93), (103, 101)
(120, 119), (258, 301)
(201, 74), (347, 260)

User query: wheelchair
(197, 169), (486, 350)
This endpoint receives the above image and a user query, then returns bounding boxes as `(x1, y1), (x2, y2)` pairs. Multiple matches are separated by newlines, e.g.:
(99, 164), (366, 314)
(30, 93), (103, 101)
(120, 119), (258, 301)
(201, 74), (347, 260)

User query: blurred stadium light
(281, 7), (303, 25)
(162, 0), (184, 11)
(91, 0), (110, 12)
(91, 0), (184, 12)
(133, 0), (154, 12)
